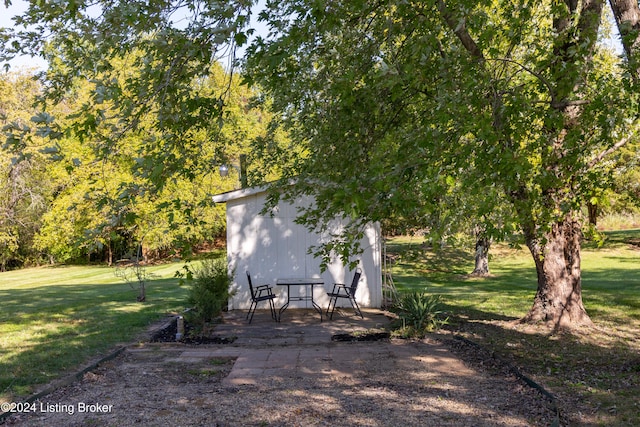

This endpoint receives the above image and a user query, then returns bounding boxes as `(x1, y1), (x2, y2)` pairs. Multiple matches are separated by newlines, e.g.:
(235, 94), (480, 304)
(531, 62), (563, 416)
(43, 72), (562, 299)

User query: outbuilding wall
(215, 187), (382, 311)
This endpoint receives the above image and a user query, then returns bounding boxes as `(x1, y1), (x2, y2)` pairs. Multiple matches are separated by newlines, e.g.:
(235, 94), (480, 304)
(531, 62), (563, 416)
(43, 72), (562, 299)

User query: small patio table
(276, 278), (325, 321)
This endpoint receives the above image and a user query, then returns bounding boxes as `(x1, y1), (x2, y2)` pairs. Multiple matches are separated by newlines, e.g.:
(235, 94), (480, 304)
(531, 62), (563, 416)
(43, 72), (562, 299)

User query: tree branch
(487, 57), (554, 100)
(588, 133), (633, 168)
(435, 0), (484, 62)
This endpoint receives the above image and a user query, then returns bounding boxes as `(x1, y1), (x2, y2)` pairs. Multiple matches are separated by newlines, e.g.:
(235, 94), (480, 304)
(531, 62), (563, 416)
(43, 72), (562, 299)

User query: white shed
(212, 185), (383, 311)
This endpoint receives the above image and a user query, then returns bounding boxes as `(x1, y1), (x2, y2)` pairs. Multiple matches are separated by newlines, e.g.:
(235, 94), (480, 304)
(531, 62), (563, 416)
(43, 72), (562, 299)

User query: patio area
(209, 308), (392, 346)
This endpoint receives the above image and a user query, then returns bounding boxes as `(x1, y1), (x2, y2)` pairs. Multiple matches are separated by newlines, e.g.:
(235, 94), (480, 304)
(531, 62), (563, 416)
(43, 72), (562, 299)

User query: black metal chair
(246, 271), (278, 323)
(326, 268), (363, 320)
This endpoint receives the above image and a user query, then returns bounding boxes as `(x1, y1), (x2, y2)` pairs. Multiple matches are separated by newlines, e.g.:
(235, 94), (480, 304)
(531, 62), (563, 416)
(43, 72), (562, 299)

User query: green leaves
(2, 0), (637, 288)
(184, 258), (236, 327)
(392, 289), (449, 337)
(247, 0), (638, 248)
(30, 112), (55, 124)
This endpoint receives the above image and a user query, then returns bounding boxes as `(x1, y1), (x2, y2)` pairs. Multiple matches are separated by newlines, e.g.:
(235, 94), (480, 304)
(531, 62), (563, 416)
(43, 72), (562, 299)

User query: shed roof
(211, 184), (269, 203)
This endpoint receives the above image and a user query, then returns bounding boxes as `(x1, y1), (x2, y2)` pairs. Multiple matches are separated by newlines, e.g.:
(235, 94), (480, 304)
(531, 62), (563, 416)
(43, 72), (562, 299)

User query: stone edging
(450, 335), (561, 427)
(0, 346), (126, 424)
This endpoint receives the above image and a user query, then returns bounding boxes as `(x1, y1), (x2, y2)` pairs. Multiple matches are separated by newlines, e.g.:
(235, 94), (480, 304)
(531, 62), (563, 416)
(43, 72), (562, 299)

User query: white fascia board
(211, 185), (270, 203)
(212, 178), (300, 204)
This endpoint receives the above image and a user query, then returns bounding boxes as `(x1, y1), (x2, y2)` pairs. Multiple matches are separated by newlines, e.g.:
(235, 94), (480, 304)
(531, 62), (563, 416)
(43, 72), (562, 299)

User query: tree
(29, 59), (271, 263)
(1, 0), (254, 181)
(0, 65), (277, 266)
(0, 70), (51, 269)
(244, 0), (640, 329)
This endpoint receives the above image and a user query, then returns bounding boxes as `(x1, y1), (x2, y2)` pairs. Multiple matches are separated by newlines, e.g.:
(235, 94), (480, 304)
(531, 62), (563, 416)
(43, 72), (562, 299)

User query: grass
(0, 262), (190, 402)
(385, 229), (640, 426)
(2, 232), (638, 424)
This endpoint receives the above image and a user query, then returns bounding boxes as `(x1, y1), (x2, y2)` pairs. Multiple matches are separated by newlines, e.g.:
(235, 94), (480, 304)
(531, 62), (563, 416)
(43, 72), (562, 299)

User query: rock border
(0, 346), (126, 424)
(449, 335), (561, 427)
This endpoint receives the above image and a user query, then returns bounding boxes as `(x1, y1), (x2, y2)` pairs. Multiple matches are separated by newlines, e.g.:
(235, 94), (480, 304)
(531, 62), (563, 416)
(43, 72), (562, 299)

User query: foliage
(0, 71), (51, 269)
(1, 58), (281, 265)
(0, 2), (296, 268)
(244, 0), (636, 239)
(0, 1), (276, 189)
(3, 0), (640, 326)
(243, 0), (640, 326)
(174, 262), (195, 287)
(26, 61), (256, 263)
(391, 289), (448, 338)
(185, 258), (236, 332)
(607, 140), (640, 215)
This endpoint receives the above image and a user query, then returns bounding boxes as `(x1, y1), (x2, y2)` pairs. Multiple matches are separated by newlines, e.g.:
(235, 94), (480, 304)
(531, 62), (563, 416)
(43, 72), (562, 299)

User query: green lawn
(386, 229), (640, 426)
(0, 263), (189, 401)
(386, 231), (640, 321)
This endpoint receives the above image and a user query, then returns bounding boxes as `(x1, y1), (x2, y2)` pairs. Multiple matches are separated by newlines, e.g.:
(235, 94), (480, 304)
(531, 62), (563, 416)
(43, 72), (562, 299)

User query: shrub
(392, 289), (448, 338)
(185, 258), (235, 330)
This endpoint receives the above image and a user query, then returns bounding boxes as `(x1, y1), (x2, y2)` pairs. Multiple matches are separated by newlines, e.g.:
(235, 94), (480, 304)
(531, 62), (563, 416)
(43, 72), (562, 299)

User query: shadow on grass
(442, 303), (640, 426)
(0, 277), (188, 399)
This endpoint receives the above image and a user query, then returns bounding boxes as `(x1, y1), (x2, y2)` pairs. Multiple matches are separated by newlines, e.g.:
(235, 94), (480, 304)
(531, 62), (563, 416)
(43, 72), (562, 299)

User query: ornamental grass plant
(391, 290), (449, 338)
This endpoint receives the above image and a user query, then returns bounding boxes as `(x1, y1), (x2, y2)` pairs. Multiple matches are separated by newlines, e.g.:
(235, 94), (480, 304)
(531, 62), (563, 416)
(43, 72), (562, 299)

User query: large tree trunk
(471, 237), (490, 276)
(438, 0), (606, 330)
(522, 215), (593, 329)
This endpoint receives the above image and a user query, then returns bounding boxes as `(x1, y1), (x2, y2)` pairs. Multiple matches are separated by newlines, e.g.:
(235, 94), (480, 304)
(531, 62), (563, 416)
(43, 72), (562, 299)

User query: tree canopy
(243, 0), (640, 328)
(0, 58), (279, 265)
(0, 71), (50, 270)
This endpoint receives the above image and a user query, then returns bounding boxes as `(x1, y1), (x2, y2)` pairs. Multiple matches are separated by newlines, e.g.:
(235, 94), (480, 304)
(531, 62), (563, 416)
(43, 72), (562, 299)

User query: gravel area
(1, 311), (556, 426)
(3, 343), (554, 426)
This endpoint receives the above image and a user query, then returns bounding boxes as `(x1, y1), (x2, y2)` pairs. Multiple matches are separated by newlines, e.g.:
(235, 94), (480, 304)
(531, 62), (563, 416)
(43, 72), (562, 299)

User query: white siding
(220, 189), (382, 310)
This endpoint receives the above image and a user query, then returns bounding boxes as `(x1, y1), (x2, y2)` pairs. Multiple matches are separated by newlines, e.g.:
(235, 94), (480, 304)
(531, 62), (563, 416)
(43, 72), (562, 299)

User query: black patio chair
(326, 268), (363, 320)
(246, 271), (278, 323)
